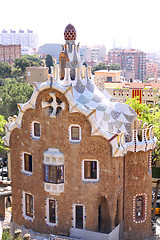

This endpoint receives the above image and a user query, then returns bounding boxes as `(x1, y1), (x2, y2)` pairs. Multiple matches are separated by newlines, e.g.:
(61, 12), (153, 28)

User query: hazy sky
(1, 0), (160, 52)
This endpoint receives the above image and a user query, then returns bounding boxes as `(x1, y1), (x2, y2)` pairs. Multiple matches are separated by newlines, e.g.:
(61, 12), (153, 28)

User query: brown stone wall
(0, 197), (5, 218)
(10, 88), (124, 236)
(123, 151), (152, 240)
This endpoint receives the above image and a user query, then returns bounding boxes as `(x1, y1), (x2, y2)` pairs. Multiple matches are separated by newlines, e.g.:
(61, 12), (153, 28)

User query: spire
(64, 24), (76, 41)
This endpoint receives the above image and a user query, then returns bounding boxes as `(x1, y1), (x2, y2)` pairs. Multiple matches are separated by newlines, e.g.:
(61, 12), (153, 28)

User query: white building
(0, 29), (39, 54)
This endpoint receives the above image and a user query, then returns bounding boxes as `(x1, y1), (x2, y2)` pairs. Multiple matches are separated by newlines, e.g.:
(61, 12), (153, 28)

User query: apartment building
(108, 48), (146, 81)
(0, 29), (39, 54)
(146, 61), (158, 79)
(0, 44), (21, 65)
(108, 48), (122, 65)
(121, 49), (146, 81)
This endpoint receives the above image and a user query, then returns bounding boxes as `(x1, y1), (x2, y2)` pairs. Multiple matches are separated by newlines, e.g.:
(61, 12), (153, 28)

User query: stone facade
(3, 24), (156, 239)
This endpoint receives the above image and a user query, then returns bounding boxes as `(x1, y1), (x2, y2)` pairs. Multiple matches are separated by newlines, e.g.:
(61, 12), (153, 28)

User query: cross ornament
(41, 92), (65, 117)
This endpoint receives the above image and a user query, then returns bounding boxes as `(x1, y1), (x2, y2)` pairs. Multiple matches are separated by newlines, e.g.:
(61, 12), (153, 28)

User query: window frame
(82, 159), (99, 182)
(45, 198), (57, 226)
(72, 203), (85, 229)
(21, 152), (33, 175)
(31, 121), (41, 140)
(133, 193), (147, 223)
(22, 191), (34, 221)
(69, 124), (82, 143)
(43, 164), (64, 184)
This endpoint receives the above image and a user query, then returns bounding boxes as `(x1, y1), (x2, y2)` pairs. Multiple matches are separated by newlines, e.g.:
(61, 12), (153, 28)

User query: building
(108, 48), (122, 66)
(94, 77), (160, 106)
(0, 44), (21, 65)
(121, 49), (146, 82)
(108, 48), (146, 82)
(3, 24), (156, 240)
(0, 29), (39, 54)
(25, 67), (49, 84)
(146, 61), (158, 79)
(94, 69), (122, 82)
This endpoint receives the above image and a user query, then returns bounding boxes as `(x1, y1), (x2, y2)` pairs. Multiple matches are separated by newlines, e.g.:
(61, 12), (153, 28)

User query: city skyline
(1, 0), (160, 53)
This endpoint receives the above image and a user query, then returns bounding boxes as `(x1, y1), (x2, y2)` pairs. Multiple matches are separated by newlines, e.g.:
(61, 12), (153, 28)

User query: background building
(94, 69), (122, 82)
(108, 48), (122, 65)
(146, 61), (158, 79)
(0, 29), (39, 55)
(0, 44), (21, 65)
(25, 67), (49, 84)
(121, 49), (146, 82)
(108, 48), (146, 82)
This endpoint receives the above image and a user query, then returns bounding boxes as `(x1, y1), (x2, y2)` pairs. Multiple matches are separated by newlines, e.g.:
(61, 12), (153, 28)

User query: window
(34, 122), (40, 137)
(69, 124), (81, 143)
(84, 161), (97, 179)
(43, 165), (64, 184)
(31, 121), (41, 140)
(72, 204), (85, 229)
(49, 200), (56, 223)
(22, 192), (34, 220)
(24, 153), (32, 173)
(76, 205), (83, 229)
(133, 194), (147, 223)
(82, 160), (99, 182)
(45, 198), (57, 226)
(136, 196), (144, 220)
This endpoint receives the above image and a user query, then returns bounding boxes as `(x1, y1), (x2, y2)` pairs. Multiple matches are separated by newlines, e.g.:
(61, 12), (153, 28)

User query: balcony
(44, 182), (64, 195)
(43, 148), (65, 195)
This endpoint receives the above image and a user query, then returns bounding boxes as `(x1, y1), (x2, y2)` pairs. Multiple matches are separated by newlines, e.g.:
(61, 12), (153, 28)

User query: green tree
(0, 62), (12, 79)
(110, 63), (120, 70)
(14, 55), (44, 76)
(92, 62), (108, 74)
(0, 115), (7, 153)
(12, 68), (23, 78)
(45, 55), (53, 74)
(0, 79), (33, 119)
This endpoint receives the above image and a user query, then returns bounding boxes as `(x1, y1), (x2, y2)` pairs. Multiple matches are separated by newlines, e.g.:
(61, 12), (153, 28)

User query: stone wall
(123, 151), (153, 239)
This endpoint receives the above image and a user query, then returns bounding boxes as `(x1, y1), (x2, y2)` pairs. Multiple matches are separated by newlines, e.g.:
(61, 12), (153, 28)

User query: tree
(12, 68), (23, 78)
(14, 57), (30, 76)
(92, 62), (108, 74)
(45, 55), (53, 74)
(110, 63), (120, 70)
(0, 79), (33, 119)
(0, 115), (7, 153)
(14, 55), (44, 76)
(0, 62), (12, 79)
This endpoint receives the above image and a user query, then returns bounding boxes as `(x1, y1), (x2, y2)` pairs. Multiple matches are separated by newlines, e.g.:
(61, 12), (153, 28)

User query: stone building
(3, 24), (157, 240)
(0, 44), (21, 65)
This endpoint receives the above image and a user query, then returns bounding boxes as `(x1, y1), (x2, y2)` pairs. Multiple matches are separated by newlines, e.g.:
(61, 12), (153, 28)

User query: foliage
(92, 62), (108, 74)
(125, 96), (160, 161)
(0, 115), (7, 153)
(2, 231), (11, 240)
(14, 55), (44, 75)
(0, 79), (33, 120)
(12, 68), (22, 78)
(45, 54), (53, 74)
(0, 62), (12, 79)
(109, 63), (120, 70)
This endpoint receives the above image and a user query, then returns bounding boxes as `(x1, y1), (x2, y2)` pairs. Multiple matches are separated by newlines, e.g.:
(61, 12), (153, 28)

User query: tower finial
(64, 24), (76, 41)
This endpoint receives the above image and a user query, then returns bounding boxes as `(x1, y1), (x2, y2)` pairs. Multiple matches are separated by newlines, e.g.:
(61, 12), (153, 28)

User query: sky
(1, 0), (160, 53)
